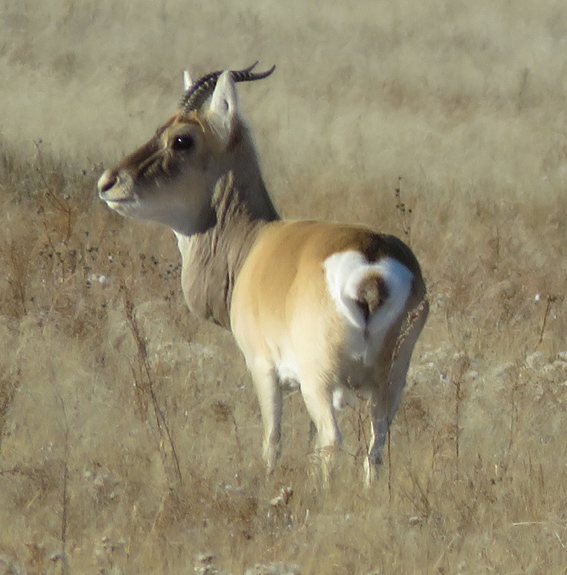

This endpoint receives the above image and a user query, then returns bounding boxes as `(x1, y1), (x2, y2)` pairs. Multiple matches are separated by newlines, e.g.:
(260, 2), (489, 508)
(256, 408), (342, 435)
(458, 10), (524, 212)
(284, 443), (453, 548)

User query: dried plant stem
(454, 376), (462, 481)
(53, 388), (70, 575)
(451, 354), (468, 482)
(508, 369), (520, 454)
(33, 140), (77, 243)
(60, 432), (70, 575)
(123, 289), (182, 485)
(387, 420), (392, 505)
(394, 176), (413, 245)
(7, 241), (27, 317)
(385, 297), (429, 501)
(535, 295), (557, 350)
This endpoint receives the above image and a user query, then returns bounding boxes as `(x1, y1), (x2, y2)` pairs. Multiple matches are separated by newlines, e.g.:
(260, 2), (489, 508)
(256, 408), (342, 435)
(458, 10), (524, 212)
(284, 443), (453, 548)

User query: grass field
(1, 1), (567, 573)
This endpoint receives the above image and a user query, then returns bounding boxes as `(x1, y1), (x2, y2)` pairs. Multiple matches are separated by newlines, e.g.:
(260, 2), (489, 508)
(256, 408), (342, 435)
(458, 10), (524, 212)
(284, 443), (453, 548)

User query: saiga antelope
(97, 63), (428, 484)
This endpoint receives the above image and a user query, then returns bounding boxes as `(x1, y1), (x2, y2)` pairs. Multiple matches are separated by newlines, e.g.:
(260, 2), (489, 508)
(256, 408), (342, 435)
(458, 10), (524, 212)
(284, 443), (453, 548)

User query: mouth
(102, 196), (142, 220)
(100, 193), (133, 204)
(100, 194), (137, 218)
(98, 182), (137, 205)
(103, 198), (133, 209)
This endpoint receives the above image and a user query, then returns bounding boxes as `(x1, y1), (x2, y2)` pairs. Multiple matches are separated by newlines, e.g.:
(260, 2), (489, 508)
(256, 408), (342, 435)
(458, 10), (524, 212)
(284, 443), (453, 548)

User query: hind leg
(366, 299), (429, 485)
(365, 300), (429, 485)
(301, 378), (341, 484)
(365, 383), (389, 485)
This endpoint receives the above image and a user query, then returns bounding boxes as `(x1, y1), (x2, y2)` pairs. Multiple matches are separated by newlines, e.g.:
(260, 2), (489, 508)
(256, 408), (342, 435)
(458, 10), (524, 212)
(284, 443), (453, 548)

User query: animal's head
(97, 63), (275, 235)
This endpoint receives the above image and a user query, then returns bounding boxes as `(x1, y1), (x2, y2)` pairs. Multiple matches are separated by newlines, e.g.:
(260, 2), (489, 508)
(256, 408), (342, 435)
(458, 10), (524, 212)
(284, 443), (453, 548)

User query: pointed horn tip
(252, 62), (276, 76)
(259, 64), (276, 77)
(179, 62), (276, 115)
(244, 61), (259, 72)
(231, 63), (276, 82)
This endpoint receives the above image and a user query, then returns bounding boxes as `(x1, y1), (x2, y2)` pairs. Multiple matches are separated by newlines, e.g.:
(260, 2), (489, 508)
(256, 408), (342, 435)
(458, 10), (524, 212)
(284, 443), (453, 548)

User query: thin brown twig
(51, 384), (70, 575)
(385, 296), (428, 501)
(122, 286), (182, 485)
(394, 176), (413, 245)
(534, 295), (557, 350)
(33, 139), (78, 243)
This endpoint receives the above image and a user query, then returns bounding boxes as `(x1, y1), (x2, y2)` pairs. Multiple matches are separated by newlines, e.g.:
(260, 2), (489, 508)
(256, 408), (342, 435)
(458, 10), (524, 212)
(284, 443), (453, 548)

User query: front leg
(249, 358), (283, 473)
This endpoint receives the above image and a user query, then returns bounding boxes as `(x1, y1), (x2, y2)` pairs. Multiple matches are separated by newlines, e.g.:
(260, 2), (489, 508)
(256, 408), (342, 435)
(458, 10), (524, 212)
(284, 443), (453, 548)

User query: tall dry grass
(1, 0), (567, 573)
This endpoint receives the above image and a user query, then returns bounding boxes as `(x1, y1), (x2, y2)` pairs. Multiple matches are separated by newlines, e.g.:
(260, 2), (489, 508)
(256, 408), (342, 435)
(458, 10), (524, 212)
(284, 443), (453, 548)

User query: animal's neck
(175, 171), (280, 329)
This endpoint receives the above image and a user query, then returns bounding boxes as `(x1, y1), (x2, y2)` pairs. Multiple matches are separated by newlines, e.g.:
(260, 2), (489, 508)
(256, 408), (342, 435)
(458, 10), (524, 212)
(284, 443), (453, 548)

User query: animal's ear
(183, 70), (194, 91)
(206, 71), (239, 150)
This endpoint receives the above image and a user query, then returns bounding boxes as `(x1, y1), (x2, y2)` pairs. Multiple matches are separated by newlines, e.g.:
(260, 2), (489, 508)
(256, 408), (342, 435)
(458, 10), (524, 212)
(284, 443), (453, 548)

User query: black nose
(98, 170), (118, 194)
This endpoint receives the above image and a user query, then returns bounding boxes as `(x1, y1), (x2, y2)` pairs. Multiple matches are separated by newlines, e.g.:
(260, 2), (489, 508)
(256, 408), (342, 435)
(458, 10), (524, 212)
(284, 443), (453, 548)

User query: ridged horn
(179, 62), (276, 116)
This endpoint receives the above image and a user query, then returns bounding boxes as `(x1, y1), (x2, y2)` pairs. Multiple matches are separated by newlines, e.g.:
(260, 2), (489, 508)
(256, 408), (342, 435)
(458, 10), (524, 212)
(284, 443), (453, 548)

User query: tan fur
(98, 69), (428, 484)
(231, 221), (427, 482)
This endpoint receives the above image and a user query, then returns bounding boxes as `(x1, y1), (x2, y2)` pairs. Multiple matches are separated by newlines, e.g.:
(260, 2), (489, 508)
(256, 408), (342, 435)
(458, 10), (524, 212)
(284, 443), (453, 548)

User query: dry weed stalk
(346, 401), (371, 465)
(5, 238), (29, 318)
(534, 294), (558, 350)
(394, 176), (413, 245)
(122, 287), (182, 485)
(490, 225), (501, 271)
(32, 140), (88, 284)
(399, 471), (432, 522)
(386, 297), (429, 498)
(450, 352), (470, 481)
(53, 389), (70, 575)
(0, 370), (21, 447)
(507, 364), (521, 455)
(33, 140), (77, 244)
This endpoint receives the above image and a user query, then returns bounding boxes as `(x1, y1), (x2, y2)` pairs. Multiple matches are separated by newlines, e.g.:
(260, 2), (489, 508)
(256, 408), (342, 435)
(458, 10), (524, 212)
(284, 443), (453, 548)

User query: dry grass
(1, 1), (567, 573)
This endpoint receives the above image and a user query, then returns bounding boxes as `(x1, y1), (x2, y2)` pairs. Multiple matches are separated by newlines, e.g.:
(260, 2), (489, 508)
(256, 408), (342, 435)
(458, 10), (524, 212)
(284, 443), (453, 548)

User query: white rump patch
(324, 251), (413, 364)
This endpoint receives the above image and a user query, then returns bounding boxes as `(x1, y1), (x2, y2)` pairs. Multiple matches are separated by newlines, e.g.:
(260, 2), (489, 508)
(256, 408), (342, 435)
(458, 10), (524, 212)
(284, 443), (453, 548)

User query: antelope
(97, 63), (428, 484)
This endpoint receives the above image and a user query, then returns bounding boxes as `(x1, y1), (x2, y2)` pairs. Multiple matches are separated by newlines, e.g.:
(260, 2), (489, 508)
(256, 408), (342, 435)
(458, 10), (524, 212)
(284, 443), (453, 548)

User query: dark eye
(172, 135), (194, 151)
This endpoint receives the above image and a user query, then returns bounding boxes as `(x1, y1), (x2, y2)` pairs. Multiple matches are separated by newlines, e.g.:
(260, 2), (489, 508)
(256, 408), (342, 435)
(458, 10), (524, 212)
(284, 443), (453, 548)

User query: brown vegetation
(1, 1), (566, 573)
